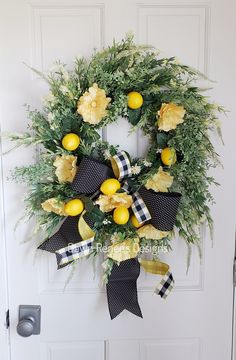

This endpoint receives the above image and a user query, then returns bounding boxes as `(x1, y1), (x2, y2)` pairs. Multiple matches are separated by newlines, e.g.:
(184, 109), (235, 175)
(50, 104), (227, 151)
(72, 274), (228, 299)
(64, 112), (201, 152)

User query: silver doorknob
(17, 305), (41, 337)
(17, 317), (35, 337)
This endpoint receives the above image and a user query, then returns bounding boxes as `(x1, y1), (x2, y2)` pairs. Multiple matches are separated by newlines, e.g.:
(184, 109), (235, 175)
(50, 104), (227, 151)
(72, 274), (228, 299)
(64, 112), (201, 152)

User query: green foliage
(8, 34), (223, 271)
(11, 153), (56, 185)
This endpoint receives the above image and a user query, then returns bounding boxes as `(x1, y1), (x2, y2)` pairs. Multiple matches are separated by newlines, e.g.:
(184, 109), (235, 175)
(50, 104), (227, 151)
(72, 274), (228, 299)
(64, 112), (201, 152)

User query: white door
(1, 0), (236, 359)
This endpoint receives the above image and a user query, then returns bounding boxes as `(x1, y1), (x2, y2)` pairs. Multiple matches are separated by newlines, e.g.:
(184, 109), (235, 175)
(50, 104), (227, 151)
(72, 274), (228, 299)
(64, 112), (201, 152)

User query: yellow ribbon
(139, 259), (169, 275)
(110, 157), (120, 179)
(78, 211), (95, 240)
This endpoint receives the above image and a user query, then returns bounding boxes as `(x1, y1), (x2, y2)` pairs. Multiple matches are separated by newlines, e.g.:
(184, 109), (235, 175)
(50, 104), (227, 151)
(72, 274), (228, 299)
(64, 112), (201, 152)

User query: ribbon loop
(122, 180), (151, 225)
(139, 186), (182, 231)
(71, 156), (113, 194)
(111, 151), (132, 180)
(139, 259), (169, 275)
(131, 191), (152, 224)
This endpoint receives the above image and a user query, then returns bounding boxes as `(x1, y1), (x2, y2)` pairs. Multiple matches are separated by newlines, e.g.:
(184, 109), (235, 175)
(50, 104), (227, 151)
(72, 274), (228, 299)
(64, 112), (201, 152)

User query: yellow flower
(145, 166), (173, 192)
(157, 103), (186, 132)
(108, 238), (140, 262)
(137, 224), (170, 240)
(41, 198), (66, 216)
(95, 193), (133, 213)
(53, 155), (77, 183)
(77, 83), (111, 125)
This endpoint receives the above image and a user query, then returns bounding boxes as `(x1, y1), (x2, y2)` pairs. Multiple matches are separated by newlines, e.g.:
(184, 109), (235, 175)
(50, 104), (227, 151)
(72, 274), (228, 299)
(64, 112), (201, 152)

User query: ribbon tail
(124, 281), (143, 318)
(155, 271), (175, 299)
(38, 215), (83, 269)
(106, 259), (143, 319)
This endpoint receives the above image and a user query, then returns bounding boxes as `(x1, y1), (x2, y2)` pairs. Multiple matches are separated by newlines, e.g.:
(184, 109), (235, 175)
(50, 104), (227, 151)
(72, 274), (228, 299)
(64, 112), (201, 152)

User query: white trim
(231, 228), (236, 360)
(0, 124), (11, 360)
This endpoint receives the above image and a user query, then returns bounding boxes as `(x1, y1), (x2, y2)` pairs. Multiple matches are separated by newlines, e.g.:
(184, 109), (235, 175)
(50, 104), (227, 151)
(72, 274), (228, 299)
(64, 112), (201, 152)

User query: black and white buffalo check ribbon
(155, 271), (174, 299)
(122, 181), (151, 224)
(131, 191), (151, 224)
(55, 237), (94, 266)
(111, 151), (132, 180)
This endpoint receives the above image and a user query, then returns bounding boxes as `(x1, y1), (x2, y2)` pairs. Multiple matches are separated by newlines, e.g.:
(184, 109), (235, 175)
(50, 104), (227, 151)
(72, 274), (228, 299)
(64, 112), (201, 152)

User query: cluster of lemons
(100, 178), (140, 227)
(63, 177), (141, 227)
(60, 91), (177, 223)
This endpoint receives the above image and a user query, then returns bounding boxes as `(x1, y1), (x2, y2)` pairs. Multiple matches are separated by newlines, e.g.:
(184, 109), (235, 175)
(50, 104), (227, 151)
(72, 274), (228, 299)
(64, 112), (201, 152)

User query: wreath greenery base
(8, 35), (223, 318)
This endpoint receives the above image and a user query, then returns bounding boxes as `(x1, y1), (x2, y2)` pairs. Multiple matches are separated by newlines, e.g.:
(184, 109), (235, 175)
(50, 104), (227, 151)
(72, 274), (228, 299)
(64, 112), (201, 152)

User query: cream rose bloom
(157, 103), (186, 132)
(77, 83), (111, 125)
(145, 166), (173, 192)
(96, 193), (133, 213)
(108, 238), (140, 262)
(53, 155), (77, 183)
(137, 224), (169, 240)
(41, 198), (66, 216)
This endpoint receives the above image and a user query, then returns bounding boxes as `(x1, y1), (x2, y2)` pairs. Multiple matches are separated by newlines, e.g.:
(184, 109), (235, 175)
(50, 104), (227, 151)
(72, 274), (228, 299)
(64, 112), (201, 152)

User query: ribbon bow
(39, 150), (180, 317)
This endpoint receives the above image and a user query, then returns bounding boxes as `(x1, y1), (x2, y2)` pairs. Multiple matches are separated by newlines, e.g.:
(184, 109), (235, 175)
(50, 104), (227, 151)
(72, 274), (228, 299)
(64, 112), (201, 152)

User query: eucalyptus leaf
(81, 196), (95, 213)
(128, 108), (142, 125)
(87, 207), (105, 223)
(156, 132), (169, 148)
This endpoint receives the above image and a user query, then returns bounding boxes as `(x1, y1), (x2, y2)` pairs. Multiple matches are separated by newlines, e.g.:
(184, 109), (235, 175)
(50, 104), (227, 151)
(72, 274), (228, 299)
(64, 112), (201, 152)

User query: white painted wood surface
(0, 0), (236, 359)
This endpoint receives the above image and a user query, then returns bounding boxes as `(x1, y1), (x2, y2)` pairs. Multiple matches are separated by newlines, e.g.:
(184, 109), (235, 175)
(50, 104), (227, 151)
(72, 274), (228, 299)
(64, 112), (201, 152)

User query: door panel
(0, 0), (236, 359)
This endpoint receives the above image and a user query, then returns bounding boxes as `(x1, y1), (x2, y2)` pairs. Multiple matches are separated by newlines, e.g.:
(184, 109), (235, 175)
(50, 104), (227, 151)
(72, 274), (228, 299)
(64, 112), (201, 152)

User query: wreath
(9, 35), (222, 319)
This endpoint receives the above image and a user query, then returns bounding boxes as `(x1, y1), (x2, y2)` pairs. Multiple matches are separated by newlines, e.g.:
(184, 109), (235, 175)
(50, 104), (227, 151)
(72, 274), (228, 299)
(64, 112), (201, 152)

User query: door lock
(17, 305), (41, 337)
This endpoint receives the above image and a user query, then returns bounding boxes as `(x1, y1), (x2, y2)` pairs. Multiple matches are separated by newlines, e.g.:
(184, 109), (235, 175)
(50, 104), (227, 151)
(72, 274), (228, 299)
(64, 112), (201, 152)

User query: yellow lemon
(100, 178), (121, 195)
(64, 199), (84, 216)
(131, 214), (142, 228)
(113, 206), (130, 225)
(161, 147), (177, 166)
(127, 91), (143, 109)
(62, 133), (80, 151)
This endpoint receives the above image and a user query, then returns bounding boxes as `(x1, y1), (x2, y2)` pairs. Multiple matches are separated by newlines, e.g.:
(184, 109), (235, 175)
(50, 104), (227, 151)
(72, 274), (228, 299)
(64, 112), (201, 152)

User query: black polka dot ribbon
(139, 187), (182, 231)
(106, 258), (143, 320)
(38, 215), (94, 269)
(71, 156), (113, 194)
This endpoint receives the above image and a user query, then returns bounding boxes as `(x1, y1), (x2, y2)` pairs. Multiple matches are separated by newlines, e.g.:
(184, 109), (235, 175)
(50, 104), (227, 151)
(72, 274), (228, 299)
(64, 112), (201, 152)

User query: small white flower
(59, 85), (70, 95)
(143, 159), (152, 167)
(102, 219), (111, 225)
(170, 79), (177, 87)
(104, 149), (111, 160)
(43, 92), (56, 106)
(62, 71), (69, 82)
(131, 164), (141, 175)
(50, 123), (59, 131)
(47, 112), (54, 122)
(110, 232), (120, 243)
(156, 149), (162, 154)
